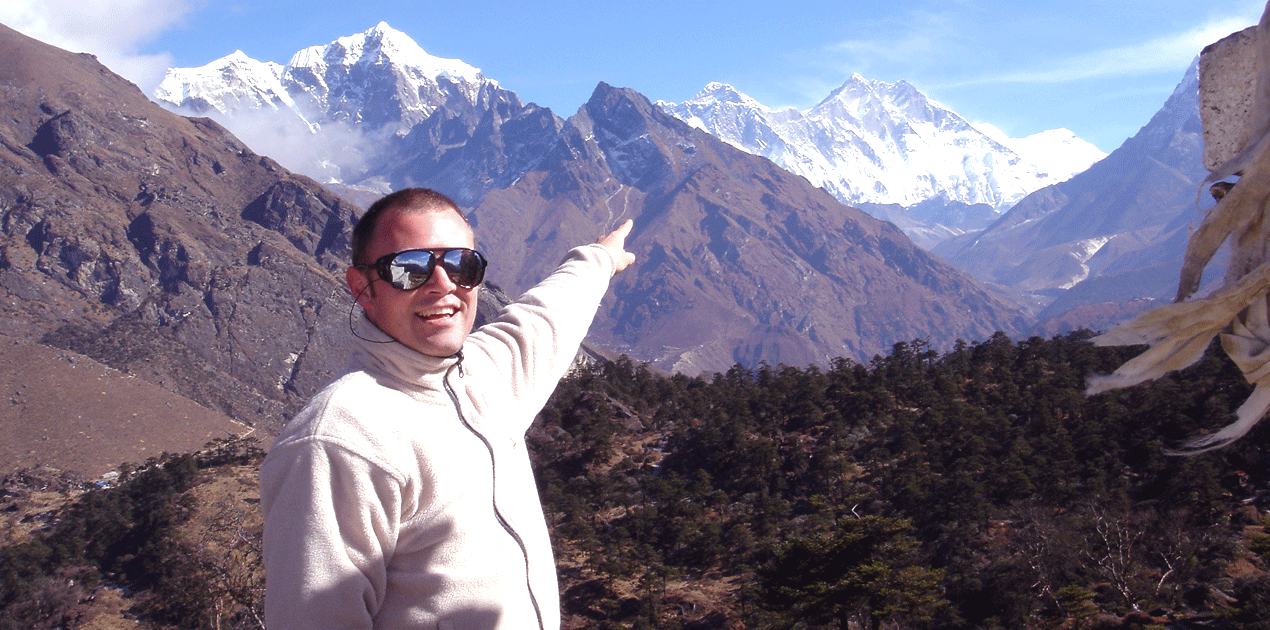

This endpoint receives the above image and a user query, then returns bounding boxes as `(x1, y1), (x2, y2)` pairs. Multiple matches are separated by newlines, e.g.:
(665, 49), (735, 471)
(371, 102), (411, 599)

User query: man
(260, 188), (635, 630)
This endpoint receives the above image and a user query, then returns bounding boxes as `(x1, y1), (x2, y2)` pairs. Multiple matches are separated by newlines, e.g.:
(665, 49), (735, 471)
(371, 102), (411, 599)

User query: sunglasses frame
(360, 247), (488, 291)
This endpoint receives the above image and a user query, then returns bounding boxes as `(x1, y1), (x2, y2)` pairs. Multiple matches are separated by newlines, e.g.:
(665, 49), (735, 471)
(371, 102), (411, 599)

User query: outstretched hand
(598, 219), (636, 274)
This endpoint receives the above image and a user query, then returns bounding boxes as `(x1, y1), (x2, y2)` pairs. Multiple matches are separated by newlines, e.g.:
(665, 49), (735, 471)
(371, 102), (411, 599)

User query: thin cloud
(816, 5), (1263, 93)
(952, 14), (1261, 88)
(823, 10), (956, 74)
(0, 0), (200, 89)
(774, 11), (949, 107)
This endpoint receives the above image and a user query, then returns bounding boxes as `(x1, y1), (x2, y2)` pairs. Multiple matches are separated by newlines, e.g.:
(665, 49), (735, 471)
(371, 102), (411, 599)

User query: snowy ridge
(153, 51), (305, 123)
(153, 22), (495, 135)
(660, 77), (1106, 212)
(292, 22), (483, 83)
(972, 124), (1108, 182)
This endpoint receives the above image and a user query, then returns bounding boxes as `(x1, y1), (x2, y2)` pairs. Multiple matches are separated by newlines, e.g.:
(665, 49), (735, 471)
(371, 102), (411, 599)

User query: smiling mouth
(417, 306), (457, 321)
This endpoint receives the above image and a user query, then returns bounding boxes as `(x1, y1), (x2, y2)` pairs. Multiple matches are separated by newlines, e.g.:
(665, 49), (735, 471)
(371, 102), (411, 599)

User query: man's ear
(346, 266), (375, 308)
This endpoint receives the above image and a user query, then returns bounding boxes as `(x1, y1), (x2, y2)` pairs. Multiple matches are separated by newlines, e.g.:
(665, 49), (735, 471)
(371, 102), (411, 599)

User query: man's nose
(421, 263), (458, 292)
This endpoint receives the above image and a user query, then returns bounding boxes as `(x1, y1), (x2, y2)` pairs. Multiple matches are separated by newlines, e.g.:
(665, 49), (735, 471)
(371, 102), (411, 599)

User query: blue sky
(3, 0), (1264, 152)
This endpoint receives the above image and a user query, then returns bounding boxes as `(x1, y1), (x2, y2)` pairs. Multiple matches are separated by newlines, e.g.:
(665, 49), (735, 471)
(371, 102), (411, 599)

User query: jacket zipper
(444, 352), (546, 630)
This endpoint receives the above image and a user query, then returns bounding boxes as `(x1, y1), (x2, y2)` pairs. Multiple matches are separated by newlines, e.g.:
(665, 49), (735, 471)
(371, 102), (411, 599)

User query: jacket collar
(350, 312), (461, 389)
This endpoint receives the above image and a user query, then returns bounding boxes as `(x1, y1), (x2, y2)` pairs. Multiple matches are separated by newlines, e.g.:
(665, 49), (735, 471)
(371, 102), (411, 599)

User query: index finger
(599, 219), (634, 247)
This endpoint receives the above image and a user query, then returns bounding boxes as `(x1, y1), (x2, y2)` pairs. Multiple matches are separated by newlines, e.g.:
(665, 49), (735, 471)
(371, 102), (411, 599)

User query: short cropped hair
(351, 188), (471, 266)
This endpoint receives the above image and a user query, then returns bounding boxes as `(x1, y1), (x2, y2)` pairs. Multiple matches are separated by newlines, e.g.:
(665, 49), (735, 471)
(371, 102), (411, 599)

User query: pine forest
(3, 330), (1270, 629)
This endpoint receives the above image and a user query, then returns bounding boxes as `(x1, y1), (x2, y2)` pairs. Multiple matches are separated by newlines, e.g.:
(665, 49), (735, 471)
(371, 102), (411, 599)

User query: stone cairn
(1088, 2), (1270, 452)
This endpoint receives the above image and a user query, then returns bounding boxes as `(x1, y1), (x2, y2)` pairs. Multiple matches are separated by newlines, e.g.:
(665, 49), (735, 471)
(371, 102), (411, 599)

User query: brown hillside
(0, 335), (250, 478)
(0, 22), (360, 435)
(474, 83), (1030, 373)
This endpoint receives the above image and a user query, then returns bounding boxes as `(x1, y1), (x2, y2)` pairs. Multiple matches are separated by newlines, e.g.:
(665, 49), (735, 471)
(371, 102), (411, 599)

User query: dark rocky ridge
(470, 83), (1030, 373)
(364, 86), (566, 208)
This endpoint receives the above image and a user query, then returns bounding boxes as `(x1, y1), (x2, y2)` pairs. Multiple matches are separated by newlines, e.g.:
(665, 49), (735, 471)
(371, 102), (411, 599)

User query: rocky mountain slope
(151, 24), (1029, 374)
(0, 22), (359, 435)
(469, 83), (1030, 373)
(933, 60), (1209, 329)
(0, 335), (248, 478)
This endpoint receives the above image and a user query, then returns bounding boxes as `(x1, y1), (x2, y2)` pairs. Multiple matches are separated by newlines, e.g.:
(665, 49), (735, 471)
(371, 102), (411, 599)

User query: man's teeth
(419, 307), (456, 318)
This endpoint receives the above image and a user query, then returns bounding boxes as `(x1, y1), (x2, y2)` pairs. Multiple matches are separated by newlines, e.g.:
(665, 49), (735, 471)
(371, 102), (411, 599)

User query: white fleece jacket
(260, 244), (616, 630)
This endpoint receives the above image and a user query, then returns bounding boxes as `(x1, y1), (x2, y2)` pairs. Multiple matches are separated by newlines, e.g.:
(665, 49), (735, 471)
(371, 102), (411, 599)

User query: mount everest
(658, 80), (1105, 247)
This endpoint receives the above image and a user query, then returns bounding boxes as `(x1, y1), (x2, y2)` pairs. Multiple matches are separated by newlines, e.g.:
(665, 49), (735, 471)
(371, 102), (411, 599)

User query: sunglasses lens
(385, 250), (434, 290)
(380, 249), (486, 290)
(439, 249), (487, 288)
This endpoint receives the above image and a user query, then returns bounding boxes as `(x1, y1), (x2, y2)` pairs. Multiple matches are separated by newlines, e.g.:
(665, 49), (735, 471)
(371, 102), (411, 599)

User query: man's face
(346, 208), (480, 357)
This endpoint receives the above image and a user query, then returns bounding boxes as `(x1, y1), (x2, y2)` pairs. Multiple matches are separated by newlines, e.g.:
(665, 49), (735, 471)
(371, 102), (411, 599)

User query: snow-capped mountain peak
(152, 24), (511, 183)
(819, 74), (883, 106)
(153, 50), (292, 117)
(972, 125), (1107, 181)
(690, 82), (769, 109)
(659, 76), (1108, 232)
(290, 22), (484, 85)
(812, 75), (971, 136)
(155, 23), (503, 138)
(273, 22), (494, 131)
(656, 83), (786, 153)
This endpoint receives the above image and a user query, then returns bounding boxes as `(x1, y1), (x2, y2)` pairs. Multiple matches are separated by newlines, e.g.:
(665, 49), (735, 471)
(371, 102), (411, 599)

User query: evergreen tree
(759, 516), (947, 630)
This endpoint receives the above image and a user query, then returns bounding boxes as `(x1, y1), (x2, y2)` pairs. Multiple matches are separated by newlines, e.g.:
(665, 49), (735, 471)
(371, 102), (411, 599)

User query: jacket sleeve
(466, 243), (617, 432)
(259, 436), (404, 630)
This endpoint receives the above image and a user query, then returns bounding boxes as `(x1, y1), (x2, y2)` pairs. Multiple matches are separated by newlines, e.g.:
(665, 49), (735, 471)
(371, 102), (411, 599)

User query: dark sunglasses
(359, 248), (488, 290)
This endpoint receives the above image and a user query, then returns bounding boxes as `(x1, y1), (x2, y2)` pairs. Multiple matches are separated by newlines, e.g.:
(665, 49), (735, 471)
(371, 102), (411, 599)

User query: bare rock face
(0, 23), (359, 433)
(366, 89), (566, 207)
(933, 60), (1208, 329)
(472, 83), (1029, 373)
(0, 21), (1028, 425)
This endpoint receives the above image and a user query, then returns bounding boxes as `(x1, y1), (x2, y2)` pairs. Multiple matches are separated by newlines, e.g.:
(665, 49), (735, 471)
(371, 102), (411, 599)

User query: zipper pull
(454, 350), (465, 377)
